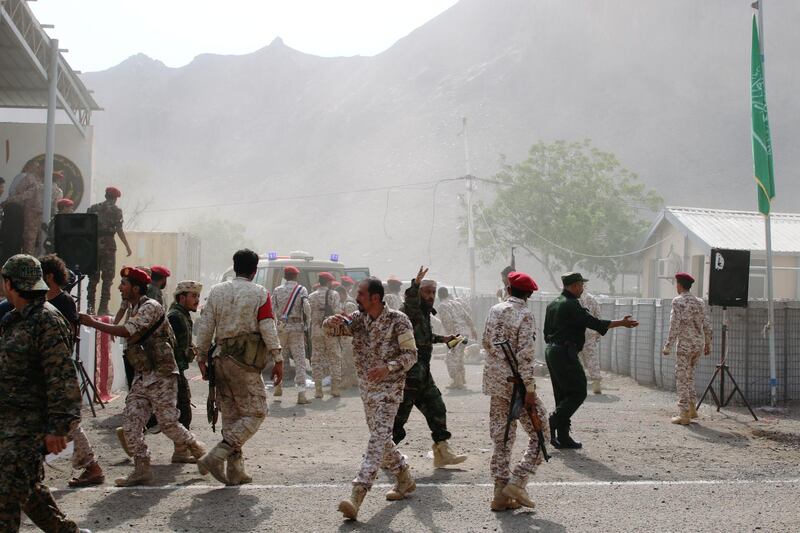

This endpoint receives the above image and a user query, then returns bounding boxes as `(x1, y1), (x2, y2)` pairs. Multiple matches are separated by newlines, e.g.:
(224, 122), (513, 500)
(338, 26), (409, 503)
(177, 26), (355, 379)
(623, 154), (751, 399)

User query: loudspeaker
(708, 248), (750, 307)
(54, 213), (98, 275)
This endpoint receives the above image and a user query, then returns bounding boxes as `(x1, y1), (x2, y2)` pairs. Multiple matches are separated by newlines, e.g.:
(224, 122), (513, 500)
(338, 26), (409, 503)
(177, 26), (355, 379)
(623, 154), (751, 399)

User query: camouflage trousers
(67, 424), (96, 470)
(446, 342), (466, 384)
(675, 348), (702, 413)
(339, 337), (358, 388)
(278, 328), (307, 392)
(87, 244), (116, 313)
(20, 208), (41, 255)
(578, 340), (602, 382)
(0, 438), (79, 533)
(123, 373), (197, 459)
(354, 387), (408, 489)
(311, 333), (342, 387)
(489, 395), (548, 487)
(215, 355), (267, 451)
(393, 361), (451, 444)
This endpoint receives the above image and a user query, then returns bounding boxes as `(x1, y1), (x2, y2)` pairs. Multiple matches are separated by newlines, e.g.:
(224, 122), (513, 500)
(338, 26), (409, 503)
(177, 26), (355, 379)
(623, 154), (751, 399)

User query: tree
(181, 216), (256, 286)
(473, 140), (662, 294)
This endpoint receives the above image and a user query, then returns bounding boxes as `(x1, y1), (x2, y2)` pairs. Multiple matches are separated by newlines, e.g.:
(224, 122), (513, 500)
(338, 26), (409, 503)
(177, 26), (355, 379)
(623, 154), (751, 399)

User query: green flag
(751, 15), (775, 215)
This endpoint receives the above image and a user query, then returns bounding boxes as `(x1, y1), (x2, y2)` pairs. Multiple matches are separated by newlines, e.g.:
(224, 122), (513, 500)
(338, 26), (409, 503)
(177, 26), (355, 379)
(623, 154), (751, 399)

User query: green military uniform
(147, 283), (164, 305)
(393, 279), (451, 444)
(0, 255), (83, 532)
(87, 199), (124, 314)
(543, 273), (610, 443)
(167, 301), (195, 429)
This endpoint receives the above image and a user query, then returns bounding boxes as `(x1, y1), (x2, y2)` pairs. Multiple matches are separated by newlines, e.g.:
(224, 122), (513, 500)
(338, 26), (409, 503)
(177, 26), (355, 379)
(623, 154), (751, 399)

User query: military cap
(284, 265), (300, 275)
(508, 271), (538, 292)
(341, 276), (355, 286)
(319, 272), (335, 282)
(120, 266), (151, 286)
(1, 254), (48, 291)
(561, 272), (589, 286)
(57, 198), (75, 209)
(420, 278), (437, 288)
(105, 186), (122, 198)
(151, 265), (172, 277)
(175, 280), (203, 296)
(675, 272), (695, 284)
(387, 275), (402, 287)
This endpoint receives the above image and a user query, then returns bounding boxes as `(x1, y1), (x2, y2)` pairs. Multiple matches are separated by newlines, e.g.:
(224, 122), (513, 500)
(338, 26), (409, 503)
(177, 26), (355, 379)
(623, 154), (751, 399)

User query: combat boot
(68, 461), (105, 487)
(226, 452), (253, 486)
(331, 380), (341, 398)
(187, 440), (207, 462)
(171, 443), (196, 464)
(689, 404), (699, 419)
(114, 456), (153, 487)
(671, 412), (691, 425)
(297, 391), (310, 405)
(273, 383), (283, 398)
(592, 379), (602, 394)
(491, 481), (512, 512)
(197, 441), (232, 484)
(338, 485), (368, 521)
(315, 382), (324, 399)
(548, 415), (561, 448)
(116, 427), (132, 457)
(557, 422), (582, 449)
(385, 466), (416, 501)
(432, 440), (467, 468)
(502, 482), (535, 508)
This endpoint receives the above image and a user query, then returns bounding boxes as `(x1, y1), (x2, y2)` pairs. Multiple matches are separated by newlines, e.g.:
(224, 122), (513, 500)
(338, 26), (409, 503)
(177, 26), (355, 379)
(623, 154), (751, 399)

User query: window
(749, 257), (766, 299)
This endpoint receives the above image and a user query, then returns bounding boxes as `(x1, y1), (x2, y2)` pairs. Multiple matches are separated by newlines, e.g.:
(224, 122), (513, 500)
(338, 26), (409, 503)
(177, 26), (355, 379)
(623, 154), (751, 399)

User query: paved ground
(24, 358), (800, 532)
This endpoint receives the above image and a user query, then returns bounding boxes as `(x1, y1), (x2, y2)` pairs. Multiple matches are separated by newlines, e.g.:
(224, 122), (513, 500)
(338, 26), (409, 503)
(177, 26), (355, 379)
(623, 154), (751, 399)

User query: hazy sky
(28, 1), (459, 73)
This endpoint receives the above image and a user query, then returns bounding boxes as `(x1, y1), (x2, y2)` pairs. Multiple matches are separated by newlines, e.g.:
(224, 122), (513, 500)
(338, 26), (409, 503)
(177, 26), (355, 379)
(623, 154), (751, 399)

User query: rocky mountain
(81, 0), (800, 291)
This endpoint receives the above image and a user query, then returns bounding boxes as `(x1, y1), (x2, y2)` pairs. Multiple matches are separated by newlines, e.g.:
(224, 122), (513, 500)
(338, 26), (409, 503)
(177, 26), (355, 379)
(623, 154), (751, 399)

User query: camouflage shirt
(437, 297), (475, 337)
(384, 293), (403, 311)
(664, 292), (712, 352)
(579, 291), (603, 345)
(308, 287), (341, 333)
(0, 299), (81, 439)
(167, 302), (194, 371)
(271, 280), (311, 332)
(323, 305), (417, 395)
(401, 280), (446, 365)
(482, 296), (537, 397)
(87, 200), (123, 250)
(123, 296), (178, 381)
(342, 296), (358, 316)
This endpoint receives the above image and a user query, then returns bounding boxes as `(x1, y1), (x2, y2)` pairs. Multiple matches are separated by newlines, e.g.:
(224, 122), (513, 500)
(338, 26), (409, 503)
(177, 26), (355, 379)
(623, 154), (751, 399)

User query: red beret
(56, 198), (74, 208)
(331, 281), (342, 288)
(105, 186), (122, 198)
(151, 265), (171, 277)
(120, 266), (151, 286)
(675, 272), (695, 283)
(284, 266), (300, 275)
(319, 272), (335, 282)
(341, 276), (355, 285)
(508, 271), (538, 292)
(52, 170), (65, 180)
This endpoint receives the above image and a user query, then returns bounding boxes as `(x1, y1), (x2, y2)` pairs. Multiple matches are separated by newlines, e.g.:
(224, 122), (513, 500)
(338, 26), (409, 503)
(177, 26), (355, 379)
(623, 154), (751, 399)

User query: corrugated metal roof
(663, 206), (800, 254)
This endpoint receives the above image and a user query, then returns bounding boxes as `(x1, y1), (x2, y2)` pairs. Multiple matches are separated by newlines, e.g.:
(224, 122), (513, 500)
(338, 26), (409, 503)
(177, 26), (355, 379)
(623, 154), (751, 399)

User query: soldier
(80, 267), (207, 486)
(308, 272), (342, 398)
(8, 167), (62, 255)
(482, 271), (547, 510)
(384, 275), (404, 310)
(544, 272), (638, 449)
(663, 272), (712, 425)
(43, 198), (75, 254)
(394, 266), (467, 467)
(496, 265), (514, 302)
(40, 254), (105, 488)
(324, 277), (419, 521)
(0, 255), (90, 532)
(271, 265), (312, 405)
(341, 275), (357, 298)
(437, 286), (478, 389)
(147, 265), (171, 305)
(195, 249), (283, 485)
(578, 290), (603, 395)
(87, 187), (132, 315)
(166, 280), (203, 462)
(335, 284), (359, 389)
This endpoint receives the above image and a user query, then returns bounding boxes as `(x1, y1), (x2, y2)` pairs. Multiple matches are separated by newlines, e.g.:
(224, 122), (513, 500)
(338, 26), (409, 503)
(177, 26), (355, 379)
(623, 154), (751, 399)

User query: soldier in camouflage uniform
(335, 284), (359, 389)
(8, 168), (62, 255)
(394, 267), (467, 468)
(0, 255), (89, 532)
(87, 187), (132, 315)
(384, 276), (403, 310)
(482, 271), (548, 510)
(324, 277), (419, 521)
(308, 272), (342, 398)
(195, 249), (283, 485)
(147, 265), (171, 305)
(437, 286), (478, 389)
(663, 272), (712, 425)
(80, 267), (207, 486)
(578, 290), (604, 394)
(271, 266), (311, 405)
(166, 280), (202, 462)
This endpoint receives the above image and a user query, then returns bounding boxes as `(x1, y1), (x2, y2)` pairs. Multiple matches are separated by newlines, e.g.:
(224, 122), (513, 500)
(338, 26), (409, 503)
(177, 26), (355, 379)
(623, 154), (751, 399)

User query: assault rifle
(494, 340), (550, 462)
(206, 344), (219, 432)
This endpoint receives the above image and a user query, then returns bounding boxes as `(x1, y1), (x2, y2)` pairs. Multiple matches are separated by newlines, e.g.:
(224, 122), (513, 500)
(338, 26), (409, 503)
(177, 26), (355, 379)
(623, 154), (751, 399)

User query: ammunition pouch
(218, 332), (268, 372)
(123, 343), (154, 374)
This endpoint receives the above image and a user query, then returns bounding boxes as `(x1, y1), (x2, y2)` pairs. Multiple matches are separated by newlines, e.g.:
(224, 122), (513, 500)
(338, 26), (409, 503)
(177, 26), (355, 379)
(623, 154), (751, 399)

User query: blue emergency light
(267, 251), (278, 260)
(330, 253), (339, 262)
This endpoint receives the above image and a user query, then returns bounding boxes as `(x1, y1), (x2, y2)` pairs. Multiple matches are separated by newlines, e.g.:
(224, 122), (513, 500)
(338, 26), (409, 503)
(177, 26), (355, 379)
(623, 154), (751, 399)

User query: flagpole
(757, 0), (778, 407)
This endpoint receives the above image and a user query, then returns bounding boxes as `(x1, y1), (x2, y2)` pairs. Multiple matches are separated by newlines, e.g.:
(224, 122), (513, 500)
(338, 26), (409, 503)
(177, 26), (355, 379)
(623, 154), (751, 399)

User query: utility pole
(461, 117), (476, 296)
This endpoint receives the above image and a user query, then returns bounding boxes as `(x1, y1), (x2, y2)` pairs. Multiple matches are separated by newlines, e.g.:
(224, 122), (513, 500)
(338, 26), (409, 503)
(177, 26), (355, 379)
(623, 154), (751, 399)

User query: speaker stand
(697, 306), (758, 421)
(71, 270), (105, 417)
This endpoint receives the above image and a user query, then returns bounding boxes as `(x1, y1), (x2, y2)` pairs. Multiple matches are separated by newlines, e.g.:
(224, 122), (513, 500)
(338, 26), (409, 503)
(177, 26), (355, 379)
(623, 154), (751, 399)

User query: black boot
(548, 414), (561, 449)
(558, 420), (582, 449)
